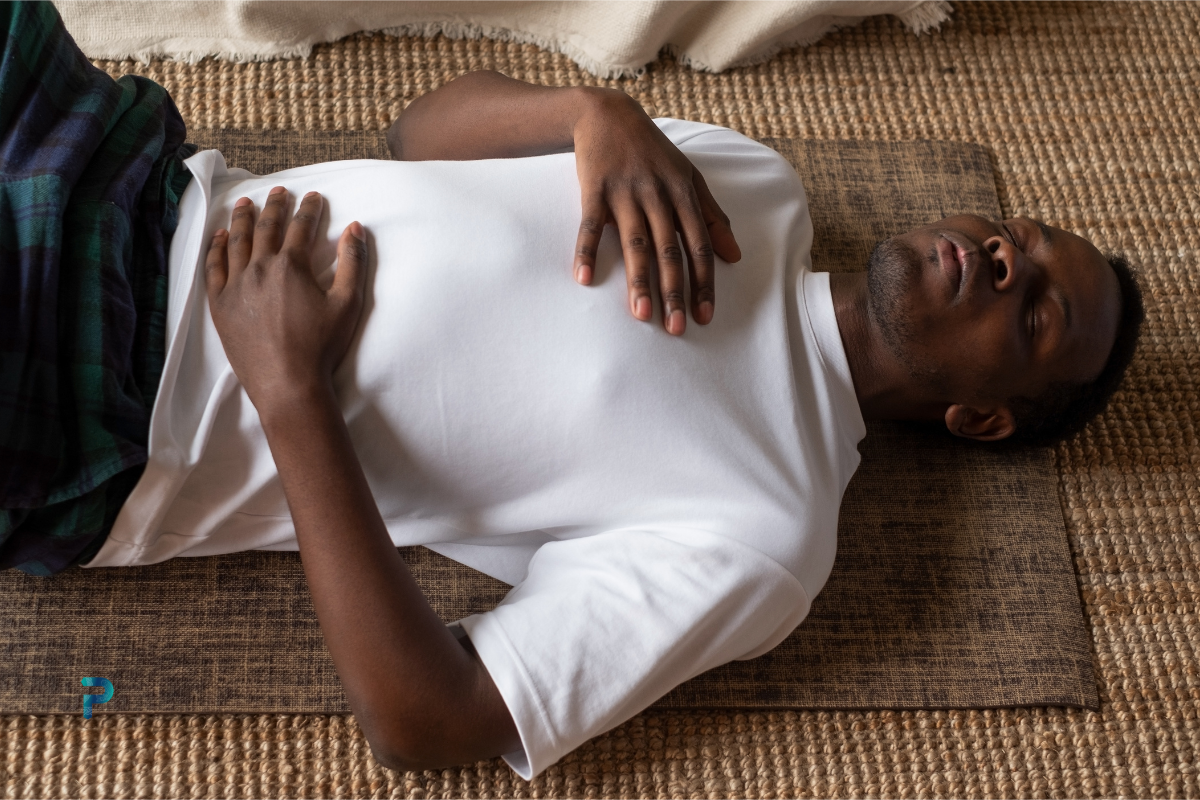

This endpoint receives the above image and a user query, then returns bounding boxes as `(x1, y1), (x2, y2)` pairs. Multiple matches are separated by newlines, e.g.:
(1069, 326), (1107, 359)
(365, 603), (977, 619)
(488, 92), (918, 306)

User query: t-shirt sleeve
(652, 117), (740, 147)
(456, 528), (811, 780)
(652, 117), (786, 164)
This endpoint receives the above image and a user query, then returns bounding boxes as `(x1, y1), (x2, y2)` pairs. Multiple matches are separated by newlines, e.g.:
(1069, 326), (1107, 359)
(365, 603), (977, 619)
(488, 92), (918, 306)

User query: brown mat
(0, 130), (1096, 715)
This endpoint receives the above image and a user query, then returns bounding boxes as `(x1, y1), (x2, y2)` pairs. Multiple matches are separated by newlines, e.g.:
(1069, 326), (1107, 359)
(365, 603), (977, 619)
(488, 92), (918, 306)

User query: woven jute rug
(4, 1), (1198, 797)
(0, 131), (1095, 716)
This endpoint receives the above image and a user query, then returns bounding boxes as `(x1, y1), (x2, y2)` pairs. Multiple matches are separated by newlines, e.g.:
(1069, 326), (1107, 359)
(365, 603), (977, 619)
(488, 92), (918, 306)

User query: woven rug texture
(3, 1), (1198, 797)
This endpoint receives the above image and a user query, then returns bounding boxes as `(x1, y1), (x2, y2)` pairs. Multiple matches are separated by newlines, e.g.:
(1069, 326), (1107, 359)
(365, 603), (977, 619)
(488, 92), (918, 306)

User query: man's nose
(983, 235), (1027, 292)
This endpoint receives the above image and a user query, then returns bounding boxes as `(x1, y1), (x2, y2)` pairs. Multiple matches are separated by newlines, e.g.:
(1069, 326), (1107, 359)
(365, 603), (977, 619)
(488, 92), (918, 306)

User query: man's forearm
(390, 70), (742, 335)
(388, 70), (626, 161)
(258, 386), (519, 770)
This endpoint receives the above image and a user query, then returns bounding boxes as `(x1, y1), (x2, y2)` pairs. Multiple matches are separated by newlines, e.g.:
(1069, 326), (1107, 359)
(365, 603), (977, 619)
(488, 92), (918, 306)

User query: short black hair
(1004, 253), (1145, 447)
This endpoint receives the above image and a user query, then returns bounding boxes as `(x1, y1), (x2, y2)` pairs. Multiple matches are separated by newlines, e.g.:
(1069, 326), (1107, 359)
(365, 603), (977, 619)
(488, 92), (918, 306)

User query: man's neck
(827, 272), (946, 423)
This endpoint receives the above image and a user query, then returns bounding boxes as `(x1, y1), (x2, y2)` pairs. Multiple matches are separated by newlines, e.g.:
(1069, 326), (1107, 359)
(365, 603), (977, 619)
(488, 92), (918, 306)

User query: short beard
(865, 237), (943, 384)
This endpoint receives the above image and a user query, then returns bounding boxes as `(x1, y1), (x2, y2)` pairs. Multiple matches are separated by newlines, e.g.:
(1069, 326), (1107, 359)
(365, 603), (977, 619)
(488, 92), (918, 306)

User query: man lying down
(2, 1), (1145, 780)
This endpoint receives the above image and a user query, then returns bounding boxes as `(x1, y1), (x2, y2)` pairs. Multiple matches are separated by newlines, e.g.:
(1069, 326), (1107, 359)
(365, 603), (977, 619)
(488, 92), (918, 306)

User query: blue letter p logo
(81, 677), (113, 719)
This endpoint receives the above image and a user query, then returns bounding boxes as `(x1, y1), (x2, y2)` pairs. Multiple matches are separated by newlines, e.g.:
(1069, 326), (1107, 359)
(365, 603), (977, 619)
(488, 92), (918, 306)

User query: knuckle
(696, 284), (715, 304)
(662, 289), (686, 307)
(691, 241), (715, 261)
(255, 216), (280, 231)
(670, 178), (695, 199)
(618, 175), (643, 192)
(642, 183), (672, 207)
(659, 243), (684, 264)
(579, 217), (605, 236)
(647, 180), (671, 202)
(576, 244), (597, 260)
(625, 234), (650, 252)
(292, 210), (319, 227)
(629, 275), (651, 291)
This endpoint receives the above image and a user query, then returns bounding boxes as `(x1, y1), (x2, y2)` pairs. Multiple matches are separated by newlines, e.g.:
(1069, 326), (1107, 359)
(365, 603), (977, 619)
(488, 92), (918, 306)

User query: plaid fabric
(0, 1), (195, 575)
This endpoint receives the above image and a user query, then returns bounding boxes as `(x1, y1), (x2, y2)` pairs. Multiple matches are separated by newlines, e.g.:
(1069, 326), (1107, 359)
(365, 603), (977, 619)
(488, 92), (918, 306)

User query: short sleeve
(456, 528), (811, 780)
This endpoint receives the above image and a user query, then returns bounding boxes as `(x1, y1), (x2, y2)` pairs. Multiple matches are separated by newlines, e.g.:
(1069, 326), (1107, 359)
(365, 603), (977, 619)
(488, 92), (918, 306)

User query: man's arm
(204, 188), (520, 771)
(389, 70), (742, 335)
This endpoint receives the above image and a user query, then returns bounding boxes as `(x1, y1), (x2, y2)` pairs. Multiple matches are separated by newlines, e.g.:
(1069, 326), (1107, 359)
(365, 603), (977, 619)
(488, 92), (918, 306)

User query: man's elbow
(367, 723), (494, 773)
(385, 117), (405, 161)
(368, 732), (432, 773)
(362, 721), (428, 772)
(359, 662), (519, 771)
(373, 747), (425, 774)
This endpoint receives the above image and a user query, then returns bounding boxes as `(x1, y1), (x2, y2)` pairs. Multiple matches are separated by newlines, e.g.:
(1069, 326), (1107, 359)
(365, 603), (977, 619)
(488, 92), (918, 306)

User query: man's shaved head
(863, 215), (1143, 445)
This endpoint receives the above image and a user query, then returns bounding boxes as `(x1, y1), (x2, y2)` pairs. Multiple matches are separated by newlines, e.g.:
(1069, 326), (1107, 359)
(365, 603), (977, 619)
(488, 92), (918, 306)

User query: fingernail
(304, 191), (319, 200)
(575, 264), (592, 284)
(635, 296), (651, 320)
(214, 228), (227, 237)
(699, 300), (713, 324)
(269, 186), (286, 197)
(234, 197), (251, 208)
(668, 309), (684, 334)
(350, 221), (365, 241)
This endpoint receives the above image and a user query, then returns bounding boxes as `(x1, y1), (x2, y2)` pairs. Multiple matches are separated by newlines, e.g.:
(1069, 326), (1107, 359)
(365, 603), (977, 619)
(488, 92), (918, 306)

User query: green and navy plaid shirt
(0, 1), (195, 574)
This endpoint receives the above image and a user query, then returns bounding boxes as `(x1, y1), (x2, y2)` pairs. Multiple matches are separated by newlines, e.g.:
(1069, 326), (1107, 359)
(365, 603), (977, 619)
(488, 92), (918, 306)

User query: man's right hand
(388, 70), (741, 335)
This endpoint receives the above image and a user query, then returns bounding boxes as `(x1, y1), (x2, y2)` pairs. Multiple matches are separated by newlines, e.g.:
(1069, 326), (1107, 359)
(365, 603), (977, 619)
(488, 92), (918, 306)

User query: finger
(331, 221), (368, 305)
(252, 185), (290, 258)
(204, 229), (230, 300)
(283, 191), (324, 261)
(642, 194), (687, 335)
(612, 199), (654, 322)
(228, 196), (256, 276)
(573, 190), (609, 285)
(671, 188), (715, 325)
(692, 171), (741, 264)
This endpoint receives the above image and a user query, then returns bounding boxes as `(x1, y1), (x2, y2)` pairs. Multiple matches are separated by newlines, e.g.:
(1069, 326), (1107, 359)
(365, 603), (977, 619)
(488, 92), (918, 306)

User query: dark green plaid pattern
(0, 1), (195, 574)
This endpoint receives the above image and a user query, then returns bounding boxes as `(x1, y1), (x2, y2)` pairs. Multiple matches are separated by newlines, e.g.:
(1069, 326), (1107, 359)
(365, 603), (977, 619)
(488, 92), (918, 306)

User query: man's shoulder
(653, 118), (785, 160)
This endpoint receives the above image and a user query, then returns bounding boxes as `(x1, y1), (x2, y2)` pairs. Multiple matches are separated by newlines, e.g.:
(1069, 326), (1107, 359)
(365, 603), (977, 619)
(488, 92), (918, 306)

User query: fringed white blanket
(53, 0), (951, 78)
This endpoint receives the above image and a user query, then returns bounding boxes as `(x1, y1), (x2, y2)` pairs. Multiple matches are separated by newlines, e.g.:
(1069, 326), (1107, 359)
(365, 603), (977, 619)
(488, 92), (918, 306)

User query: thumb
(332, 221), (368, 304)
(204, 228), (230, 301)
(708, 218), (741, 265)
(693, 172), (741, 264)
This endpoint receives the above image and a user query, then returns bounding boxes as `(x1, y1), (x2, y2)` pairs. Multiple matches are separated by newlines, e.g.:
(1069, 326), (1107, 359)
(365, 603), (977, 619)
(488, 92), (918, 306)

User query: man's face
(865, 215), (1122, 413)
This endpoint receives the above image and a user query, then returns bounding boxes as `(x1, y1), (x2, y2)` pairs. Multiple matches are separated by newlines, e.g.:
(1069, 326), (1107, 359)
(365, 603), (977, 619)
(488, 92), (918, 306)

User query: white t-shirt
(82, 119), (866, 779)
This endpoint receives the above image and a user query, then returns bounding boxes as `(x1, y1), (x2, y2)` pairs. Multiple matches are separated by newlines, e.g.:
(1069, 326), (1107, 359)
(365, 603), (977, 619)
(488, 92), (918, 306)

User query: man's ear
(944, 403), (1016, 441)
